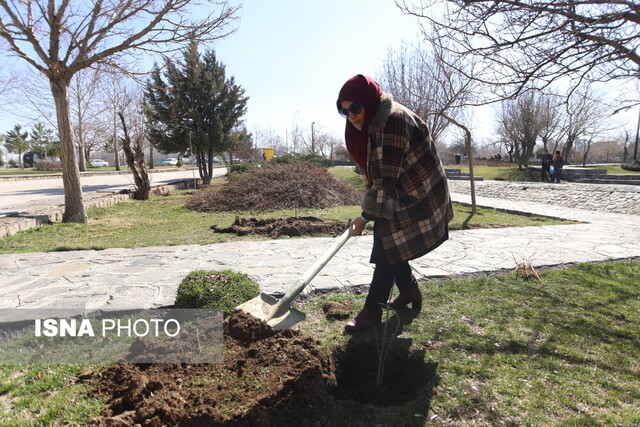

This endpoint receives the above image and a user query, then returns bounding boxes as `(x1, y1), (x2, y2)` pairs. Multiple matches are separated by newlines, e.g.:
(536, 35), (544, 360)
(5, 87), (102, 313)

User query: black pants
(364, 258), (416, 310)
(542, 166), (551, 182)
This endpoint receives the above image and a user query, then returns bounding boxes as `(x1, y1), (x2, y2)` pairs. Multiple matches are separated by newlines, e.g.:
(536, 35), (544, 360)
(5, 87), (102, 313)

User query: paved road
(0, 169), (218, 211)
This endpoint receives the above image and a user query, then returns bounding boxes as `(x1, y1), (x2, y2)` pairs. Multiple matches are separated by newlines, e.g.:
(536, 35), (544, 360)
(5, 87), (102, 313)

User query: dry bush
(186, 163), (362, 212)
(514, 261), (542, 282)
(35, 160), (63, 171)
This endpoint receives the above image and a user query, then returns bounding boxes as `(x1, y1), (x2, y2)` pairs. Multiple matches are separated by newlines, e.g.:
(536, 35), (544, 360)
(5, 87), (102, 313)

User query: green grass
(0, 189), (569, 254)
(0, 169), (60, 175)
(2, 260), (637, 425)
(295, 259), (640, 425)
(330, 164), (545, 183)
(589, 165), (640, 175)
(0, 363), (106, 424)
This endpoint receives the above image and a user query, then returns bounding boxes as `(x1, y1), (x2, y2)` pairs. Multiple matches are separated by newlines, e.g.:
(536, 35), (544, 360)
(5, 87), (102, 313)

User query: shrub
(621, 162), (640, 172)
(186, 163), (362, 212)
(8, 159), (18, 168)
(35, 160), (63, 171)
(228, 163), (256, 174)
(271, 153), (325, 166)
(505, 168), (540, 182)
(175, 270), (260, 313)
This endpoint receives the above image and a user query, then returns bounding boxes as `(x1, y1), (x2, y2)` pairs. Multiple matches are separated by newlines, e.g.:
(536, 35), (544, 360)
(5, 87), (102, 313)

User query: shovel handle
(271, 227), (352, 315)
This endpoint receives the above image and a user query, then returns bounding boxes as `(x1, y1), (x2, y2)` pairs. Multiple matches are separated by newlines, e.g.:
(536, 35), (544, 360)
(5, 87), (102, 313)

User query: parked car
(90, 159), (109, 167)
(158, 158), (179, 166)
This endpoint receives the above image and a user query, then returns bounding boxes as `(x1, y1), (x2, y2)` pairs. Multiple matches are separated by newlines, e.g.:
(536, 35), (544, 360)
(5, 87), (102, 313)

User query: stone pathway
(448, 180), (640, 215)
(1, 181), (638, 314)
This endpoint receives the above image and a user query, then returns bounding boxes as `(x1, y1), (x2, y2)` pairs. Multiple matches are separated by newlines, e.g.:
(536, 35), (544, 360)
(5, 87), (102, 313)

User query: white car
(158, 158), (179, 166)
(90, 159), (109, 167)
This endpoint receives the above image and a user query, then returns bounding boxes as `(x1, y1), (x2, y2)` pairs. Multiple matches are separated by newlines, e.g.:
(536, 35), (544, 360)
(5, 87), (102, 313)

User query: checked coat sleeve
(362, 97), (453, 264)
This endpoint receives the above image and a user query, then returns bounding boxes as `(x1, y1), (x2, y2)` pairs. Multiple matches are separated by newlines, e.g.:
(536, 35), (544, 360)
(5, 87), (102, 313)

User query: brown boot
(344, 308), (382, 333)
(387, 284), (422, 310)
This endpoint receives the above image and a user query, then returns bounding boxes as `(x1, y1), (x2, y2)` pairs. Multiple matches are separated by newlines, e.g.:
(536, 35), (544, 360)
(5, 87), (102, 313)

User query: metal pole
(311, 122), (315, 154)
(633, 107), (639, 163)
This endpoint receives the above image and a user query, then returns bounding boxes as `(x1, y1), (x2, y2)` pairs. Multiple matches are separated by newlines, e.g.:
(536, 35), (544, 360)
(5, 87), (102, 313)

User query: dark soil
(85, 310), (436, 426)
(211, 216), (350, 238)
(321, 301), (354, 320)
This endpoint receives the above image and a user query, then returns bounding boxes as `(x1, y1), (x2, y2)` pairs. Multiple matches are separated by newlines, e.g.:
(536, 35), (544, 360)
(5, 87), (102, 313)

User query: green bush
(175, 270), (260, 313)
(271, 153), (325, 166)
(228, 163), (255, 174)
(505, 167), (540, 182)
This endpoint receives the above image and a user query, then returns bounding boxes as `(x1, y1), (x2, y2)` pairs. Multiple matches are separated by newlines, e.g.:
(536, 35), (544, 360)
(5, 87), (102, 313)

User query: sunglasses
(338, 103), (362, 118)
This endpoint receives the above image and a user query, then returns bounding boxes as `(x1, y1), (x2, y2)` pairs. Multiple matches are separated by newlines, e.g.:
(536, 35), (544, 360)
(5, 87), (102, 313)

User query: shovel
(236, 227), (353, 330)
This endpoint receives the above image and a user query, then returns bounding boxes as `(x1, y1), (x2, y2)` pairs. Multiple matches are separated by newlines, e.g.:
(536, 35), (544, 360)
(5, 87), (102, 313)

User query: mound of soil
(87, 310), (335, 426)
(86, 311), (436, 425)
(186, 163), (362, 212)
(212, 216), (349, 237)
(322, 301), (354, 319)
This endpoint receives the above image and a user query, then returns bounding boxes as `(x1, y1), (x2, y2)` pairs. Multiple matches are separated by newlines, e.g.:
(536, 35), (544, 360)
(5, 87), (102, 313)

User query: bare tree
(559, 88), (610, 163)
(621, 130), (631, 163)
(398, 1), (639, 110)
(289, 112), (305, 154)
(118, 111), (151, 200)
(378, 39), (474, 144)
(3, 68), (57, 127)
(538, 93), (565, 153)
(103, 72), (140, 171)
(316, 133), (342, 164)
(496, 92), (548, 168)
(253, 125), (287, 156)
(0, 1), (239, 223)
(70, 67), (109, 171)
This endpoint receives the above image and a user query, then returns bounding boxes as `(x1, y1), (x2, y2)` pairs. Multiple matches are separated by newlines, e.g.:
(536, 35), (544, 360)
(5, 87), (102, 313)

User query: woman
(337, 74), (453, 332)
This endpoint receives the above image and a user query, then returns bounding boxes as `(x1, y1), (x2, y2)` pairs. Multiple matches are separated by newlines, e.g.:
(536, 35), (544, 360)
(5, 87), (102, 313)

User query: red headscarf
(336, 75), (382, 172)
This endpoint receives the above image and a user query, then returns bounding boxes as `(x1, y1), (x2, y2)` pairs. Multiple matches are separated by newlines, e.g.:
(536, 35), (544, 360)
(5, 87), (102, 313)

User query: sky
(207, 0), (432, 145)
(1, 0), (637, 152)
(2, 0), (434, 149)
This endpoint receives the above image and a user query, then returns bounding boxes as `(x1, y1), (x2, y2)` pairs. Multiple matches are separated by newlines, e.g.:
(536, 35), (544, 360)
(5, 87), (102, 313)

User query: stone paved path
(1, 181), (638, 314)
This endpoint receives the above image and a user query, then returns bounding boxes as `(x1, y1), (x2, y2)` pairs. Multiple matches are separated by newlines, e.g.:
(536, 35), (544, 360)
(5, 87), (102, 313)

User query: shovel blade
(236, 293), (306, 331)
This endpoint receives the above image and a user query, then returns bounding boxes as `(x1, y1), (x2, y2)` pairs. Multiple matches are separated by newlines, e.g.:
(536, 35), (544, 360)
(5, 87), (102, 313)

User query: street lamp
(311, 122), (315, 154)
(634, 107), (639, 163)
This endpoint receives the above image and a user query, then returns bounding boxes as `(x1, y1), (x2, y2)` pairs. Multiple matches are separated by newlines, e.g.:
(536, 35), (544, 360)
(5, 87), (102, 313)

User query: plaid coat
(361, 93), (453, 264)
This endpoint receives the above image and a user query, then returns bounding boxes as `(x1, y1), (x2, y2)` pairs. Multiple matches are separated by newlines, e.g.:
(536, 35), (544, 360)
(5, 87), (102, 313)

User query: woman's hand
(349, 216), (368, 236)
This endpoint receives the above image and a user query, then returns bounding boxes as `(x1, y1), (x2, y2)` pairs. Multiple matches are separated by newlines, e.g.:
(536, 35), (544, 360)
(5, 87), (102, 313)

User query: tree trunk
(149, 143), (155, 169)
(77, 96), (87, 172)
(113, 111), (121, 171)
(118, 113), (151, 200)
(51, 78), (88, 223)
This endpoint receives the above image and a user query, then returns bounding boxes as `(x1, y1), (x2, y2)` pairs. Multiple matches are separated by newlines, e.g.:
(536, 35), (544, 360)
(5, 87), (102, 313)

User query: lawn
(0, 188), (570, 254)
(0, 166), (636, 425)
(1, 259), (638, 425)
(294, 259), (640, 425)
(589, 165), (640, 175)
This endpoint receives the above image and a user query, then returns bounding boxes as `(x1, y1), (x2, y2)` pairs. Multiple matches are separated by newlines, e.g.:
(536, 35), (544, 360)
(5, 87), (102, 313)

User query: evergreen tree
(30, 122), (56, 159)
(143, 42), (248, 184)
(4, 125), (29, 168)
